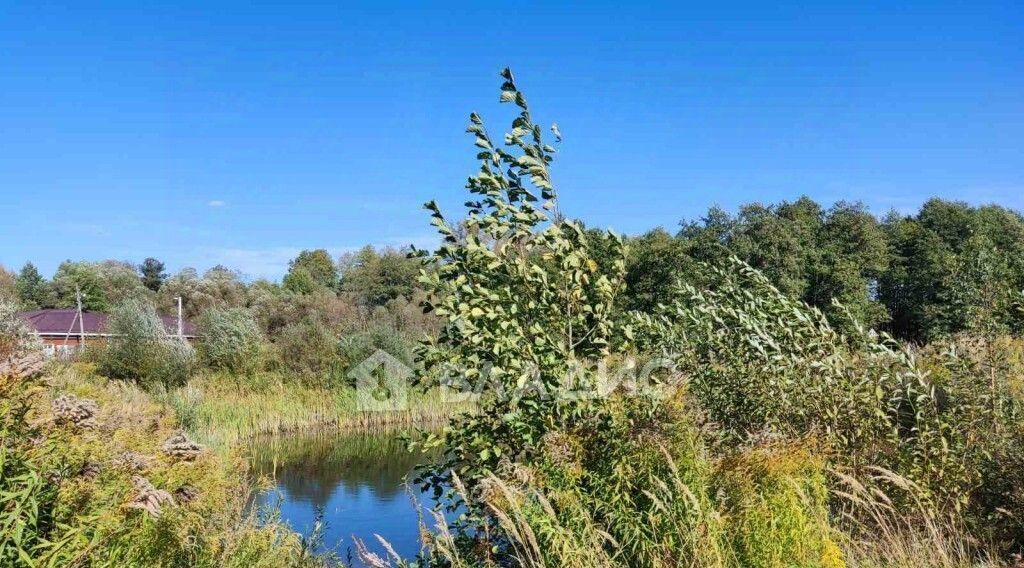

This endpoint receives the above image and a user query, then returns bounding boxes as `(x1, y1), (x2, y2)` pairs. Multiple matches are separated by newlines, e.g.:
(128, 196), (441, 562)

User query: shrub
(715, 443), (843, 568)
(633, 259), (1024, 554)
(197, 308), (262, 374)
(270, 318), (340, 384)
(0, 375), (58, 564)
(0, 297), (40, 362)
(338, 326), (414, 372)
(100, 299), (195, 389)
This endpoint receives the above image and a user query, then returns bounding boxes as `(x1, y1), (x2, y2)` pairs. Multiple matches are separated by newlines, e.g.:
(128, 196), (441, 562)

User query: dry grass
(830, 466), (1007, 568)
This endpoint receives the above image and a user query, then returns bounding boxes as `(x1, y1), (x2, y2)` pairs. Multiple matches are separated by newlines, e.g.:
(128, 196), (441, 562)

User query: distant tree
(808, 201), (890, 329)
(157, 266), (246, 319)
(339, 246), (419, 306)
(51, 261), (109, 311)
(284, 249), (338, 294)
(200, 265), (247, 307)
(880, 199), (1024, 341)
(282, 267), (317, 295)
(15, 262), (54, 309)
(139, 257), (167, 291)
(0, 265), (16, 303)
(676, 197), (891, 331)
(156, 268), (202, 318)
(622, 228), (694, 313)
(51, 260), (150, 312)
(678, 205), (734, 266)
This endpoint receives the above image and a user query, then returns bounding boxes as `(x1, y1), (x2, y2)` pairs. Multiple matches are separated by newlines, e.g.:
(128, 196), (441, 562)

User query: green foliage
(0, 265), (17, 304)
(622, 228), (695, 314)
(52, 260), (151, 312)
(536, 393), (728, 568)
(1, 365), (329, 567)
(676, 198), (890, 332)
(157, 266), (247, 319)
(15, 262), (54, 310)
(881, 199), (1024, 342)
(281, 267), (317, 295)
(339, 245), (420, 306)
(284, 249), (339, 294)
(337, 326), (414, 370)
(633, 259), (1024, 541)
(197, 307), (263, 374)
(99, 299), (196, 389)
(139, 257), (167, 292)
(716, 444), (843, 568)
(269, 317), (341, 382)
(0, 376), (58, 565)
(415, 68), (625, 482)
(1, 298), (41, 361)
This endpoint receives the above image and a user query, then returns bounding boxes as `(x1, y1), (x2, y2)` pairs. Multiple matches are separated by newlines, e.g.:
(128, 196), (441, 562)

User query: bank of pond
(247, 427), (443, 563)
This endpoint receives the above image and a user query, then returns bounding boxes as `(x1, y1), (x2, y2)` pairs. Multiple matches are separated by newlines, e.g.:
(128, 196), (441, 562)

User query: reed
(159, 371), (471, 448)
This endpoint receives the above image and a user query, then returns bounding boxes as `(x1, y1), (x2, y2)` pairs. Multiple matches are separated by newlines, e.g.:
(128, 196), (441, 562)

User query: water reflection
(248, 428), (440, 562)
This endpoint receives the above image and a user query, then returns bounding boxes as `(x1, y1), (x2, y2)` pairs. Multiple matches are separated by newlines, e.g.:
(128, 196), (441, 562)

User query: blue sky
(1, 2), (1021, 280)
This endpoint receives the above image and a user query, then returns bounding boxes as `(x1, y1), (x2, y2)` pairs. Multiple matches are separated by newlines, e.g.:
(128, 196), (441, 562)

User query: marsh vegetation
(2, 69), (1023, 567)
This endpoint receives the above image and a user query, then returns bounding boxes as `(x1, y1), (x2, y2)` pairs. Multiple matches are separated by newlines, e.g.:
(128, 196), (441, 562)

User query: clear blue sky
(2, 2), (1021, 280)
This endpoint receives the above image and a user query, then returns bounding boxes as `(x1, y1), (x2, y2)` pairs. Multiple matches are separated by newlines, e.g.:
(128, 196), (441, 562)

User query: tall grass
(2, 363), (330, 567)
(830, 466), (1004, 568)
(160, 371), (470, 448)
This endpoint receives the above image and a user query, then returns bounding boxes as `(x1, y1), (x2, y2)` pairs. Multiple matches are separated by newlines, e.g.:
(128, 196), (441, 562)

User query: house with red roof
(18, 309), (196, 358)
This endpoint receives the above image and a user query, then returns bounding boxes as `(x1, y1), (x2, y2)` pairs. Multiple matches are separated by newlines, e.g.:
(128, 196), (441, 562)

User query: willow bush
(196, 307), (263, 374)
(632, 259), (1024, 549)
(0, 297), (40, 361)
(100, 299), (196, 389)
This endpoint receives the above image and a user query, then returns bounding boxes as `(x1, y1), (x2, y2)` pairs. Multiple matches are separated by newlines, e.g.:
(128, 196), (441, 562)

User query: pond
(248, 428), (443, 563)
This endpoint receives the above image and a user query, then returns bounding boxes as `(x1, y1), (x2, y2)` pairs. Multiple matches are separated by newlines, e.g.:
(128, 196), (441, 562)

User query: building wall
(37, 335), (194, 359)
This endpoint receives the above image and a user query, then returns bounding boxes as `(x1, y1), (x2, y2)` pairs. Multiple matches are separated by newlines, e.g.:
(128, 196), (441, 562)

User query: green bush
(100, 299), (195, 389)
(1, 297), (40, 361)
(270, 318), (341, 384)
(338, 326), (413, 369)
(0, 375), (58, 565)
(716, 444), (843, 568)
(197, 308), (263, 374)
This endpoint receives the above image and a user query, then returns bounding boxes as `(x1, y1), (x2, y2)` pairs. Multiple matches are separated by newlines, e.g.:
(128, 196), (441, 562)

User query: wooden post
(76, 286), (85, 349)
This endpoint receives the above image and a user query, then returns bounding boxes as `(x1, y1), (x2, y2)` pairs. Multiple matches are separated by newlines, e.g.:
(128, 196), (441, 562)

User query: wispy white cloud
(207, 200), (226, 207)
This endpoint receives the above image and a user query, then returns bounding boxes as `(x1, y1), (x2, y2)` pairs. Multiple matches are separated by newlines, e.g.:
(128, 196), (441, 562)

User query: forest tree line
(3, 196), (1024, 362)
(614, 195), (1024, 342)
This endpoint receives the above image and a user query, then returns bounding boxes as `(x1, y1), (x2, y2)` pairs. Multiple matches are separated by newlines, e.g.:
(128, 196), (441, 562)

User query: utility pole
(76, 286), (85, 349)
(175, 296), (183, 338)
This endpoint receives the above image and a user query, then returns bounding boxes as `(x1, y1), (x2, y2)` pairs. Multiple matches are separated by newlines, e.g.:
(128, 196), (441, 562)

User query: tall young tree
(15, 262), (53, 309)
(139, 257), (167, 291)
(0, 265), (16, 303)
(416, 69), (625, 482)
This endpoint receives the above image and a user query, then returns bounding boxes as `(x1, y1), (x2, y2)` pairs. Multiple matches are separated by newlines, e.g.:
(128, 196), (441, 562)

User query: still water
(248, 428), (442, 563)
